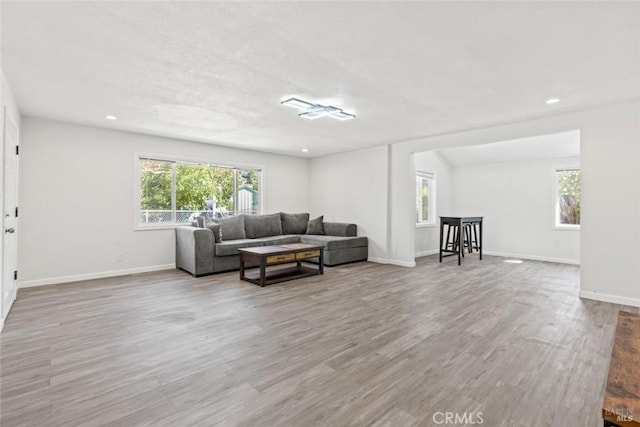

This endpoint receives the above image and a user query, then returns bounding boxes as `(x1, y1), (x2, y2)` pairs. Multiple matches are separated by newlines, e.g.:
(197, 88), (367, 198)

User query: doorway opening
(413, 129), (581, 267)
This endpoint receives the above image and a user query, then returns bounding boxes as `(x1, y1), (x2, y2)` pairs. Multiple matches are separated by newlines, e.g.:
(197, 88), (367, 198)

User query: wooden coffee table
(238, 243), (324, 287)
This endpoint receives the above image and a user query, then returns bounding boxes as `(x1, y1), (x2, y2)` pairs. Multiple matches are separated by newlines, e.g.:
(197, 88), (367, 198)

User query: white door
(2, 108), (18, 316)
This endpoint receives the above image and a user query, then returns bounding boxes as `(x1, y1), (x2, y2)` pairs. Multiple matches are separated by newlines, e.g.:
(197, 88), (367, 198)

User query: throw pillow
(204, 221), (221, 243)
(280, 212), (310, 234)
(306, 215), (325, 235)
(244, 213), (283, 239)
(217, 215), (246, 241)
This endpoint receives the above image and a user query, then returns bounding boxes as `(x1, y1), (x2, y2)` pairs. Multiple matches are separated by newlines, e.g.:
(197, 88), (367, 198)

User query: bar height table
(439, 216), (483, 265)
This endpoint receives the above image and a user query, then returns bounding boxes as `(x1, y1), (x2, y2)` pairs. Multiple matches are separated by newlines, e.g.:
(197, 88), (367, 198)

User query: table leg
(439, 219), (444, 263)
(239, 254), (245, 280)
(319, 250), (324, 274)
(479, 219), (483, 261)
(457, 219), (462, 265)
(260, 259), (266, 287)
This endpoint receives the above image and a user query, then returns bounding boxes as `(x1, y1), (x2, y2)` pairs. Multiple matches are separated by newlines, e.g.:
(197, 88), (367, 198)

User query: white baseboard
(18, 264), (176, 289)
(387, 259), (416, 268)
(367, 257), (389, 264)
(483, 250), (580, 265)
(579, 290), (640, 308)
(1, 289), (17, 333)
(367, 257), (416, 267)
(415, 249), (439, 258)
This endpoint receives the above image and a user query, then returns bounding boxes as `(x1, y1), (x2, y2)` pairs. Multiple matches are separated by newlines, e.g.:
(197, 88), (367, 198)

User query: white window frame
(416, 171), (436, 227)
(553, 166), (580, 230)
(134, 153), (264, 230)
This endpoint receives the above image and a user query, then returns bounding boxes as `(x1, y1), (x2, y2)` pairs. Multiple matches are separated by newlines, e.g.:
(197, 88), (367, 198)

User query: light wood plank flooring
(1, 255), (636, 426)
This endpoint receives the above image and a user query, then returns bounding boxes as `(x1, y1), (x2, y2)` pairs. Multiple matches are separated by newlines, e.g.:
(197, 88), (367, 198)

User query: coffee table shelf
(238, 244), (324, 287)
(243, 266), (319, 286)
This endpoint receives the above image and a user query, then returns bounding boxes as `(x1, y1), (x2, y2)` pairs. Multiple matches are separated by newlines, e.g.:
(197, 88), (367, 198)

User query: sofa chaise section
(299, 222), (368, 267)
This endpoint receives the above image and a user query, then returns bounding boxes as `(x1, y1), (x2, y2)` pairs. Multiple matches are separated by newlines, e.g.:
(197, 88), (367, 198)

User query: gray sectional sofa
(175, 212), (368, 277)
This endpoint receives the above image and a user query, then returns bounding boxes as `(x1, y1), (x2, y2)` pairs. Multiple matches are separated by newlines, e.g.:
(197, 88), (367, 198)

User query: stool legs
(448, 224), (463, 257)
(442, 223), (478, 259)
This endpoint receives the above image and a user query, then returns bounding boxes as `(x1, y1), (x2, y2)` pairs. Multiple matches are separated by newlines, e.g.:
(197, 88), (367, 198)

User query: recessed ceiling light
(301, 148), (309, 153)
(105, 115), (117, 120)
(545, 98), (560, 105)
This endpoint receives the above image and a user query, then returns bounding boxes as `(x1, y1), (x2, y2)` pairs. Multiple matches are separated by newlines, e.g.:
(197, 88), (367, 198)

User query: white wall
(451, 156), (580, 264)
(389, 101), (640, 306)
(309, 145), (389, 262)
(413, 151), (453, 256)
(18, 117), (310, 286)
(2, 74), (21, 129)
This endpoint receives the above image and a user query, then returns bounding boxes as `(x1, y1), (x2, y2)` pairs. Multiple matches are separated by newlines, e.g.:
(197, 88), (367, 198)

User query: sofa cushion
(280, 212), (310, 234)
(323, 222), (357, 237)
(300, 235), (368, 251)
(244, 213), (282, 239)
(214, 239), (261, 257)
(217, 215), (246, 241)
(252, 235), (301, 246)
(306, 215), (325, 235)
(204, 221), (221, 243)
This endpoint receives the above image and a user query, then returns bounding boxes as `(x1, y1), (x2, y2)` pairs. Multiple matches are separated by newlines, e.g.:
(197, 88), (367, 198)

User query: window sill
(553, 225), (580, 231)
(134, 224), (183, 231)
(416, 223), (437, 229)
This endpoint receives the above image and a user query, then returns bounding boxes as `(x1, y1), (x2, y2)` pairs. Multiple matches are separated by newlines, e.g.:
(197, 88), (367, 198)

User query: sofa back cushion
(193, 216), (206, 228)
(217, 215), (246, 241)
(306, 215), (325, 235)
(244, 213), (283, 239)
(204, 221), (222, 243)
(280, 212), (310, 234)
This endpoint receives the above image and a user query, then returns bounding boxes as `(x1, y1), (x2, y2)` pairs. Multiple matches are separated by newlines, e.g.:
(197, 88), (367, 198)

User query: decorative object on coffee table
(238, 243), (324, 287)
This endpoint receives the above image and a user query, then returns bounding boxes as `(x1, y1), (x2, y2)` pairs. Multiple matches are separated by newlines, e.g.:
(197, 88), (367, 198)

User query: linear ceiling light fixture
(281, 97), (355, 120)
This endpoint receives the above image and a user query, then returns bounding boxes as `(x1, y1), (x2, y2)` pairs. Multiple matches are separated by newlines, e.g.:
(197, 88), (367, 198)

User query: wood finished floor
(1, 255), (637, 427)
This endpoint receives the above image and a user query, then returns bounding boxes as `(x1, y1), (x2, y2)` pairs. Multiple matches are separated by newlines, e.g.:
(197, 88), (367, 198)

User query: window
(139, 157), (261, 226)
(555, 168), (580, 227)
(416, 172), (435, 225)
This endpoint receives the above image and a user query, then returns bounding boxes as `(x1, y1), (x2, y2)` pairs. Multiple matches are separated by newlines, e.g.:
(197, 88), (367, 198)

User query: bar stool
(445, 224), (478, 256)
(444, 223), (465, 257)
(466, 222), (480, 253)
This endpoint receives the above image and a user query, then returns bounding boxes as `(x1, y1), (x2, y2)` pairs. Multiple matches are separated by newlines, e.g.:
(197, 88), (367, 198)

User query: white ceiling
(436, 130), (580, 167)
(2, 2), (639, 158)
